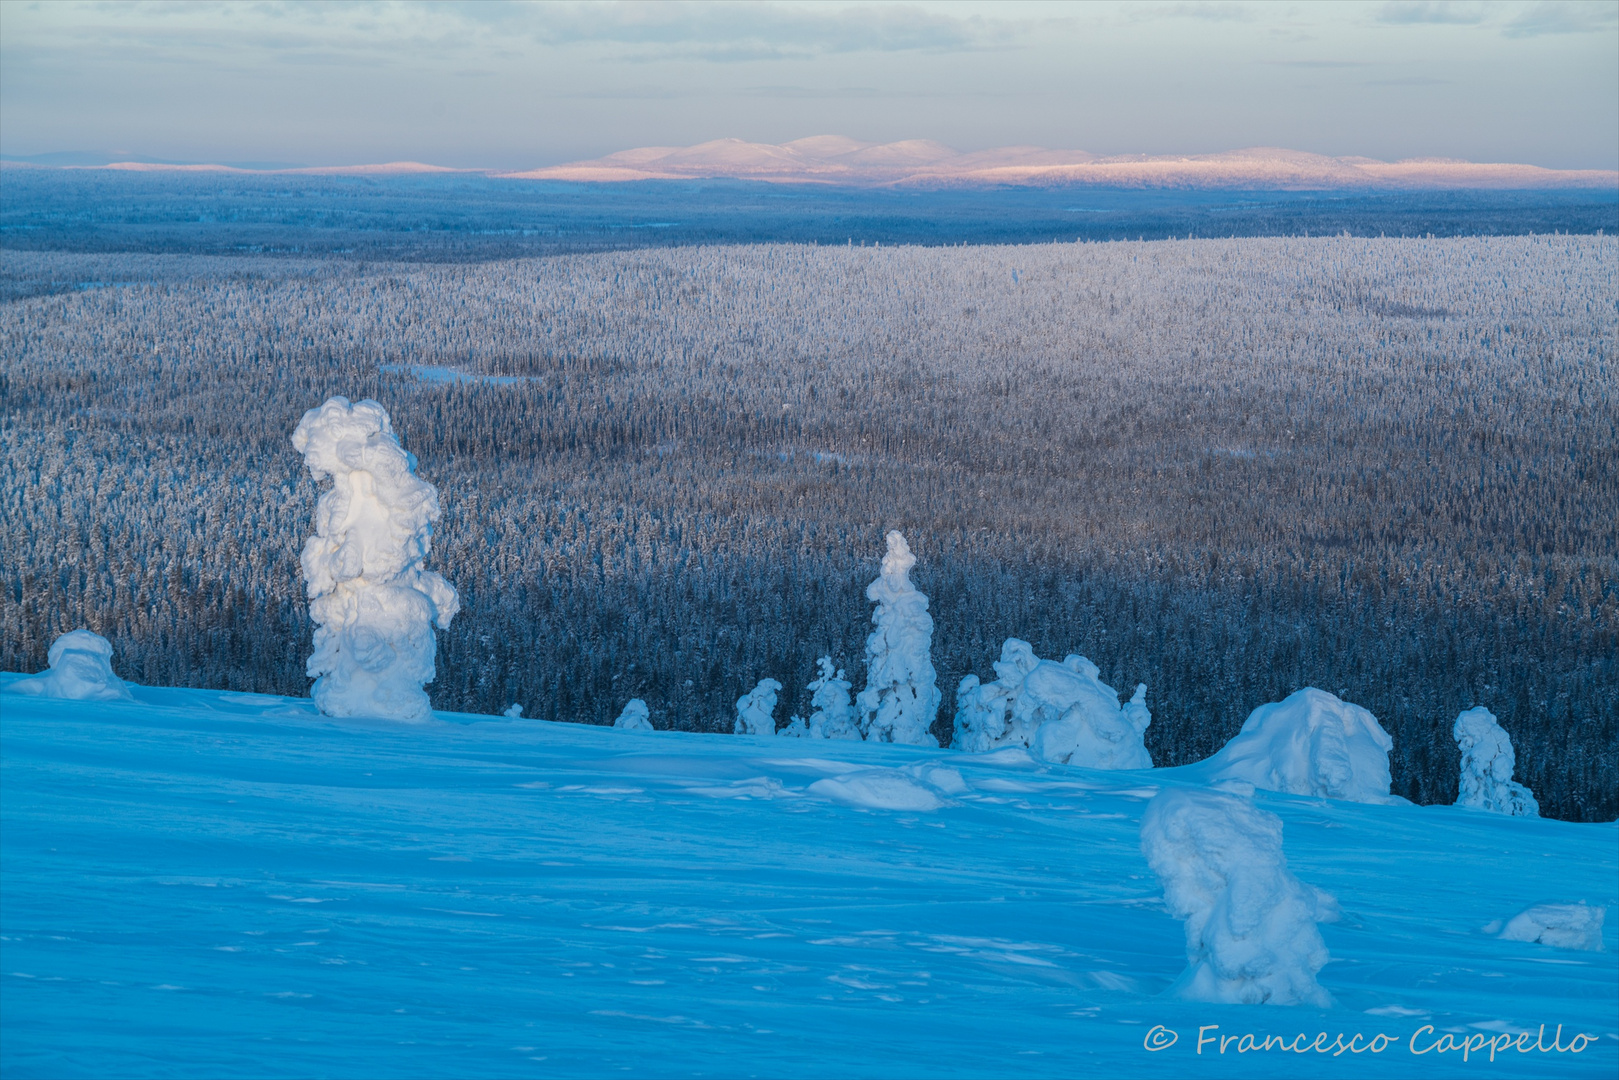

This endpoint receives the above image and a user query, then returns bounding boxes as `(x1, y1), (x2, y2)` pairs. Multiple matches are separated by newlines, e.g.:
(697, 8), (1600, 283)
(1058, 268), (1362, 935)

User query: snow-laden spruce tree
(856, 531), (940, 746)
(1140, 786), (1338, 1007)
(735, 678), (782, 736)
(9, 630), (132, 702)
(613, 699), (654, 732)
(1453, 707), (1538, 817)
(292, 397), (459, 723)
(805, 657), (861, 740)
(781, 657), (861, 739)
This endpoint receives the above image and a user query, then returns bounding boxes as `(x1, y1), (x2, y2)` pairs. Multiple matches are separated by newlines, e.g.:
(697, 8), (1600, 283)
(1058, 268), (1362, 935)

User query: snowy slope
(2, 677), (1614, 1078)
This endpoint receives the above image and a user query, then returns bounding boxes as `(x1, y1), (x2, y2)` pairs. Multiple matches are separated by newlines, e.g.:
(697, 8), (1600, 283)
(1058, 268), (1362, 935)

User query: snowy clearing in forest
(2, 678), (1614, 1078)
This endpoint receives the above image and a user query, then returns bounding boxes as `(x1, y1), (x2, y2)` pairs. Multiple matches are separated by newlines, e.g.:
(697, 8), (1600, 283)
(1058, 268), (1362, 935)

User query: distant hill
(501, 138), (1619, 190)
(7, 139), (1613, 189)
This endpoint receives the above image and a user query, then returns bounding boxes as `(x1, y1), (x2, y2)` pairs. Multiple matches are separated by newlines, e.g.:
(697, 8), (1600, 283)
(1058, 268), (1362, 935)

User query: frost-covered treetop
(875, 530), (917, 594)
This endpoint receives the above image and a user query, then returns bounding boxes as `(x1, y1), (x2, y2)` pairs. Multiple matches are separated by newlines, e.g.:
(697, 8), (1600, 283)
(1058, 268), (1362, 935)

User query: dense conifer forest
(1, 236), (1614, 820)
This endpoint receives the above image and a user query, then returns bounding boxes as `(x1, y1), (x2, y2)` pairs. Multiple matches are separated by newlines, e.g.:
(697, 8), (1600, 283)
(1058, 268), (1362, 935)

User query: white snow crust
(951, 638), (1151, 769)
(1140, 786), (1337, 1007)
(8, 630), (131, 702)
(1191, 688), (1396, 804)
(613, 698), (654, 732)
(2, 680), (1614, 1076)
(734, 678), (782, 736)
(1498, 902), (1606, 952)
(1454, 706), (1539, 817)
(291, 397), (459, 723)
(855, 531), (940, 746)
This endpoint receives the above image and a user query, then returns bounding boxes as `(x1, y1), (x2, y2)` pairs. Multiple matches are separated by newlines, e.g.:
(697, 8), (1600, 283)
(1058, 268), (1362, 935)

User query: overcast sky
(1, 1), (1615, 170)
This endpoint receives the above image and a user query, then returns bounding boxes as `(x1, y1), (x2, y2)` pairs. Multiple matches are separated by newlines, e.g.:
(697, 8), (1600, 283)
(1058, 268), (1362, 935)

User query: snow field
(2, 680), (1613, 1077)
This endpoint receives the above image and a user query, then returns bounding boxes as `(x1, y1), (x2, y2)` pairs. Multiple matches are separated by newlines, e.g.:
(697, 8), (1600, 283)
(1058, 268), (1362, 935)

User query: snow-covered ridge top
(3, 674), (1614, 1073)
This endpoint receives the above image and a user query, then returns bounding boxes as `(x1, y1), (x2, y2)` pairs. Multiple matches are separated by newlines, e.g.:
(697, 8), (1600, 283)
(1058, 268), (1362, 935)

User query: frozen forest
(1, 235), (1614, 820)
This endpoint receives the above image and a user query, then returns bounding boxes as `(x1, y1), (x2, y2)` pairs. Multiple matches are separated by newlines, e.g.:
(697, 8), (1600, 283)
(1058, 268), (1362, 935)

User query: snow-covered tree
(613, 698), (654, 732)
(9, 630), (131, 702)
(1191, 688), (1397, 804)
(1140, 786), (1338, 1006)
(856, 532), (940, 746)
(734, 678), (782, 736)
(804, 657), (861, 740)
(950, 638), (1151, 768)
(1453, 707), (1538, 817)
(292, 397), (459, 723)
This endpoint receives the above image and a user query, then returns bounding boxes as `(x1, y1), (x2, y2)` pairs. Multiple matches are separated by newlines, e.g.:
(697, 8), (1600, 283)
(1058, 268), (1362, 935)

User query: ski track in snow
(1, 675), (1614, 1078)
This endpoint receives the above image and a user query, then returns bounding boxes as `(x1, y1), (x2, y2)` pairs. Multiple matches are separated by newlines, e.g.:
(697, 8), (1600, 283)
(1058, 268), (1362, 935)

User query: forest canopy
(1, 236), (1613, 819)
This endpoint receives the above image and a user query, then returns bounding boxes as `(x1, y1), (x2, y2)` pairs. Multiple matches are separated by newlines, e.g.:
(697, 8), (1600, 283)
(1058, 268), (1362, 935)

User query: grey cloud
(1125, 2), (1259, 22)
(1503, 1), (1619, 38)
(449, 1), (1021, 58)
(1376, 2), (1488, 26)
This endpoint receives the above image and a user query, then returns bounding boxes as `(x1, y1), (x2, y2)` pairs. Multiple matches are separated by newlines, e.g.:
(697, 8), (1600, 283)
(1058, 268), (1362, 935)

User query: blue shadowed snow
(1, 676), (1614, 1078)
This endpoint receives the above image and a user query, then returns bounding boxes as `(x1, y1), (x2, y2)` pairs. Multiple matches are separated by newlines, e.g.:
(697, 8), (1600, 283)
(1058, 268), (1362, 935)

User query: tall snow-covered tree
(292, 397), (459, 722)
(856, 531), (940, 746)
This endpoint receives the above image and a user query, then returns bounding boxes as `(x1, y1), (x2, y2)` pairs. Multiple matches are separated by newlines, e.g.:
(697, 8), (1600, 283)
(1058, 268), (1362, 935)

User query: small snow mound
(808, 763), (961, 812)
(734, 679), (782, 736)
(8, 630), (132, 702)
(951, 639), (1151, 769)
(1498, 903), (1605, 952)
(1194, 688), (1396, 803)
(856, 531), (941, 746)
(292, 397), (459, 723)
(503, 703), (524, 719)
(1140, 787), (1336, 1007)
(613, 699), (654, 732)
(1454, 707), (1538, 817)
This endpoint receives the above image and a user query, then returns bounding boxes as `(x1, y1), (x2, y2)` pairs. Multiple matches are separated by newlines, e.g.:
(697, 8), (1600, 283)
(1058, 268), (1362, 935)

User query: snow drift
(1191, 688), (1397, 803)
(1140, 786), (1337, 1007)
(856, 531), (940, 746)
(1453, 707), (1538, 817)
(614, 699), (654, 732)
(735, 678), (782, 736)
(1497, 903), (1606, 952)
(951, 638), (1151, 768)
(291, 397), (459, 723)
(8, 630), (132, 702)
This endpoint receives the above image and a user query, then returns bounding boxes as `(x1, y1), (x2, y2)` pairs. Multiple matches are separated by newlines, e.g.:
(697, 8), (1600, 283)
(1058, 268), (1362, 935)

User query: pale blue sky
(1, 1), (1615, 170)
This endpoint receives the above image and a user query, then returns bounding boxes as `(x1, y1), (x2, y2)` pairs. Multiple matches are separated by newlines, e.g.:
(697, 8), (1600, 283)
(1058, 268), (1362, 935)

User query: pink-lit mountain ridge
(9, 138), (1614, 189)
(505, 136), (1617, 189)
